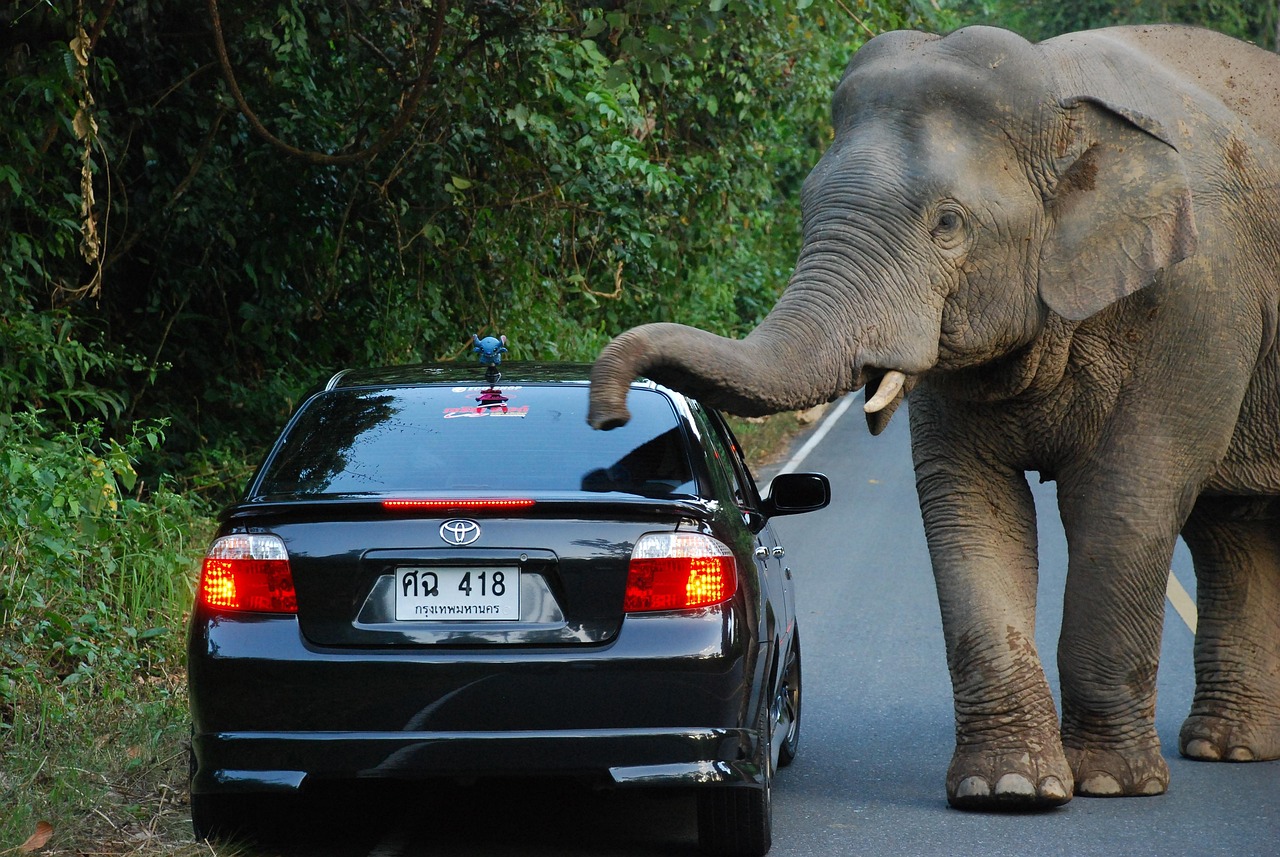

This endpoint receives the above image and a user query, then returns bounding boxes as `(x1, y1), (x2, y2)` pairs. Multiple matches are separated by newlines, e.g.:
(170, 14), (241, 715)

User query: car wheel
(696, 698), (774, 856)
(777, 630), (802, 768)
(696, 774), (772, 857)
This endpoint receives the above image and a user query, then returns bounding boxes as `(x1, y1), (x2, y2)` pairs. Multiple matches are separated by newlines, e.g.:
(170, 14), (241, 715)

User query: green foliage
(0, 9), (94, 299)
(0, 414), (203, 699)
(0, 2), (151, 444)
(0, 309), (129, 424)
(946, 0), (1277, 46)
(0, 412), (210, 846)
(3, 0), (948, 473)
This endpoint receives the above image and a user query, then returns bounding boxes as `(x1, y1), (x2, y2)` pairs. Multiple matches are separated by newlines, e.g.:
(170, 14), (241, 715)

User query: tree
(944, 0), (1277, 47)
(2, 1), (954, 482)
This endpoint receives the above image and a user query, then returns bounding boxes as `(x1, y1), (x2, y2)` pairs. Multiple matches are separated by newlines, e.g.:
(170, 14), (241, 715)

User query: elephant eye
(932, 209), (962, 236)
(930, 205), (967, 248)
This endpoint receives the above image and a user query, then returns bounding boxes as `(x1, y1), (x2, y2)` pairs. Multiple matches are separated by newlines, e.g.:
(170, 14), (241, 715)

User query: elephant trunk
(588, 292), (862, 430)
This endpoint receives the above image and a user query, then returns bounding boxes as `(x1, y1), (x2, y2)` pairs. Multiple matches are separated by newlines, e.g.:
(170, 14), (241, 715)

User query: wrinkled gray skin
(588, 25), (1280, 810)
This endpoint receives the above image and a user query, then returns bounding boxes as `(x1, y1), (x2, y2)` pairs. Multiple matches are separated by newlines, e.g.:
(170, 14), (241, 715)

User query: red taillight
(382, 499), (536, 510)
(199, 534), (297, 613)
(624, 533), (737, 613)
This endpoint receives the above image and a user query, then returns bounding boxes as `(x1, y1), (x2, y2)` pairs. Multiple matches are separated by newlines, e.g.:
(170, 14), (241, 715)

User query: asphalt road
(762, 397), (1278, 856)
(252, 396), (1278, 857)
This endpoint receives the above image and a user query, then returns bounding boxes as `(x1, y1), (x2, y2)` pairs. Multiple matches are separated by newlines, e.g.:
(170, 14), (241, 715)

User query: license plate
(394, 567), (520, 621)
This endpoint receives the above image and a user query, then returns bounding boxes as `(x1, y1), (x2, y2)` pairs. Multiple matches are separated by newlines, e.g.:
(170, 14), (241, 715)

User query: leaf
(107, 445), (138, 491)
(602, 64), (631, 90)
(73, 108), (95, 140)
(70, 29), (91, 67)
(0, 165), (21, 196)
(19, 820), (53, 852)
(44, 611), (74, 636)
(507, 103), (530, 131)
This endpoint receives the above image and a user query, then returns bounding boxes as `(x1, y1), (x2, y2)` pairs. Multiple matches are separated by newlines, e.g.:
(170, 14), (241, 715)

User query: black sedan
(187, 362), (829, 856)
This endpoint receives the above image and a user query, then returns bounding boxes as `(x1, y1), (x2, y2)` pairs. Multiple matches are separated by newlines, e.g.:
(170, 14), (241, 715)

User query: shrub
(0, 413), (212, 846)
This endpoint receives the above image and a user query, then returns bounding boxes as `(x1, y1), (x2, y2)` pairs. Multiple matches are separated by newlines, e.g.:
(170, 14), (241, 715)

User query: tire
(697, 690), (774, 856)
(777, 630), (802, 768)
(697, 778), (772, 857)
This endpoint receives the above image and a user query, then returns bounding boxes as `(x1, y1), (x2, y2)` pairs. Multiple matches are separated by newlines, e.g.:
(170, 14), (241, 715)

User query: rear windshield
(252, 384), (697, 499)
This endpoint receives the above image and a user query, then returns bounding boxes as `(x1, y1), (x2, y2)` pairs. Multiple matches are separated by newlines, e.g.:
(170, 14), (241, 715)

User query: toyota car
(187, 361), (829, 856)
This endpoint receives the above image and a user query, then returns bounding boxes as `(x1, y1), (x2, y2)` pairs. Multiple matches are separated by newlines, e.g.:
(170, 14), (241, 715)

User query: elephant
(587, 24), (1280, 810)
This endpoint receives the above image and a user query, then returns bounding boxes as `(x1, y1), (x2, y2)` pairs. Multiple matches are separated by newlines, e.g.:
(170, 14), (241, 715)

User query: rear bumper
(188, 604), (767, 796)
(190, 727), (764, 795)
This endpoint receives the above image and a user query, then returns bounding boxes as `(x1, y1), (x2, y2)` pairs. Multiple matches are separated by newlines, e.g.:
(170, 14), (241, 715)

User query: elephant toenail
(1226, 746), (1255, 762)
(994, 773), (1035, 796)
(1038, 776), (1069, 801)
(1079, 773), (1122, 796)
(955, 776), (991, 798)
(1184, 738), (1221, 760)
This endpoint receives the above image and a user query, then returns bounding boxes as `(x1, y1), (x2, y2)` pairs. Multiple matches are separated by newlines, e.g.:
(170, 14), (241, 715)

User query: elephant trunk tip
(588, 404), (629, 429)
(589, 336), (648, 430)
(589, 412), (630, 431)
(587, 393), (632, 430)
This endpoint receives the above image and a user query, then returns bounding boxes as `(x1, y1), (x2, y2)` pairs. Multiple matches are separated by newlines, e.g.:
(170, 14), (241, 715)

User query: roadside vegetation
(2, 0), (1272, 852)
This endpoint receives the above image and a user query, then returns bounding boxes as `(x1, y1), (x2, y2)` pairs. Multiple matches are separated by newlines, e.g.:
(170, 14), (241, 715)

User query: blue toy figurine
(472, 334), (508, 367)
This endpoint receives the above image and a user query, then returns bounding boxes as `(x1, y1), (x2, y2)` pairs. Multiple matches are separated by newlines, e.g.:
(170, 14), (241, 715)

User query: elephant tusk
(863, 370), (907, 414)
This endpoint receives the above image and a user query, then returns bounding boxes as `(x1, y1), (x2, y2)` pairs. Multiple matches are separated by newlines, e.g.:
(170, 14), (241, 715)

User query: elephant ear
(1038, 95), (1198, 321)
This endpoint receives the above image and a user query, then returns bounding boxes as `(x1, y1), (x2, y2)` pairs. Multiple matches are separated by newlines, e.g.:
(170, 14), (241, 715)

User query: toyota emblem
(439, 519), (481, 545)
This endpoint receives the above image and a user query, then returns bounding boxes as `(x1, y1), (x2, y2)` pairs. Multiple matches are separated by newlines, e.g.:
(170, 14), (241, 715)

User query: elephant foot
(1180, 712), (1280, 763)
(1064, 744), (1168, 797)
(946, 743), (1073, 811)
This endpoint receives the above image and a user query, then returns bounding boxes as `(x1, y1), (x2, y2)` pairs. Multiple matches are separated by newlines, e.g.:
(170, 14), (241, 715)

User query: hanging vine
(63, 0), (119, 299)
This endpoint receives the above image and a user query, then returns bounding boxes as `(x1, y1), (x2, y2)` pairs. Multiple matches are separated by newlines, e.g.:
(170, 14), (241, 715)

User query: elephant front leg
(945, 618), (1074, 809)
(913, 436), (1072, 809)
(1055, 487), (1179, 798)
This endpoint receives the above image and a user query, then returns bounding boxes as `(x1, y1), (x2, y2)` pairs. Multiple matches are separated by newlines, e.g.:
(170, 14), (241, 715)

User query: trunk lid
(224, 497), (714, 647)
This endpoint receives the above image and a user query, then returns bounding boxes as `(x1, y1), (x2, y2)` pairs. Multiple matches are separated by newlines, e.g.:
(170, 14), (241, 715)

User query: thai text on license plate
(394, 566), (520, 621)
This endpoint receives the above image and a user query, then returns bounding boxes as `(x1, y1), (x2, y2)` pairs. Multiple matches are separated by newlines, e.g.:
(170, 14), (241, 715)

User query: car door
(698, 408), (793, 636)
(722, 415), (794, 628)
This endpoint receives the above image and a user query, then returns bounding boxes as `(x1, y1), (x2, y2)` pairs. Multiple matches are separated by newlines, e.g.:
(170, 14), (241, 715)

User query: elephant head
(588, 26), (1197, 434)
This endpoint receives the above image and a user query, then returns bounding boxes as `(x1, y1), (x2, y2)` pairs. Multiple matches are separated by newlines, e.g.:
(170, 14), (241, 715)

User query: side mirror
(762, 472), (830, 517)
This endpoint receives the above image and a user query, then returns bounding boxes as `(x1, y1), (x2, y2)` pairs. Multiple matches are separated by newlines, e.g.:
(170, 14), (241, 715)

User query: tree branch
(206, 0), (448, 165)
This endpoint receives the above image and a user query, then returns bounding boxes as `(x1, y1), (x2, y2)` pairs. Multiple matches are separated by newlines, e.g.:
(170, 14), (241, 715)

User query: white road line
(769, 394), (857, 485)
(1166, 569), (1198, 633)
(763, 392), (1200, 635)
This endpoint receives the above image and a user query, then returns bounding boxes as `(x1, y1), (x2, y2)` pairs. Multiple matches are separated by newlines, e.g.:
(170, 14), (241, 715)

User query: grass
(0, 410), (816, 856)
(3, 664), (212, 856)
(0, 415), (230, 856)
(727, 404), (830, 476)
